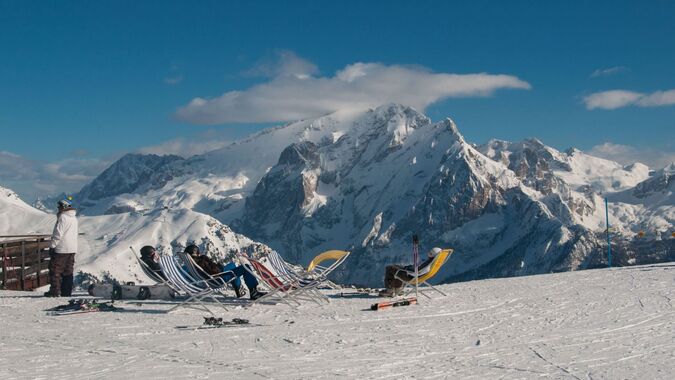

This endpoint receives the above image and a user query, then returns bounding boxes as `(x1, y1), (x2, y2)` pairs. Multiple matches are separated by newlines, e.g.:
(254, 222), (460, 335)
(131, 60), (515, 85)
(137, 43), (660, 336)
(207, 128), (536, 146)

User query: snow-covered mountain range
(2, 104), (673, 285)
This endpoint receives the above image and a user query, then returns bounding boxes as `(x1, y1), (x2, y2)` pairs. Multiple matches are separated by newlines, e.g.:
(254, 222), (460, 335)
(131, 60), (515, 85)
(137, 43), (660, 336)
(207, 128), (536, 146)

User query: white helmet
(428, 247), (442, 258)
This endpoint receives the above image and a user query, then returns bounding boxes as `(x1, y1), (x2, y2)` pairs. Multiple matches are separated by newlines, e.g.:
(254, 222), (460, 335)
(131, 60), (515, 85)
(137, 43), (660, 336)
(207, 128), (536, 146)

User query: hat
(185, 244), (200, 255)
(140, 246), (156, 257)
(428, 247), (442, 258)
(57, 197), (73, 209)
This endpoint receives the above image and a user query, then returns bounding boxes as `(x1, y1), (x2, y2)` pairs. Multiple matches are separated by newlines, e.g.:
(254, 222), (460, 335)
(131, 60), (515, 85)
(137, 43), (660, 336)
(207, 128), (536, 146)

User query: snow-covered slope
(75, 208), (271, 282)
(0, 185), (270, 282)
(2, 264), (674, 379)
(0, 186), (54, 236)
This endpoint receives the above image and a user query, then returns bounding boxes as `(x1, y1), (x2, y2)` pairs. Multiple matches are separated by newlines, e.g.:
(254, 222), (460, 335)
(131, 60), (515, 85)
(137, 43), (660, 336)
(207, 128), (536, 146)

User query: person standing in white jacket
(45, 198), (78, 297)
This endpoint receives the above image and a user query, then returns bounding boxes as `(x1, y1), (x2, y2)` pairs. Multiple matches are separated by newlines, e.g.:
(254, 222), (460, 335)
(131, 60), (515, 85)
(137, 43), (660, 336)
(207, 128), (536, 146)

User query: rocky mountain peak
(78, 153), (185, 202)
(277, 141), (320, 168)
(632, 163), (675, 198)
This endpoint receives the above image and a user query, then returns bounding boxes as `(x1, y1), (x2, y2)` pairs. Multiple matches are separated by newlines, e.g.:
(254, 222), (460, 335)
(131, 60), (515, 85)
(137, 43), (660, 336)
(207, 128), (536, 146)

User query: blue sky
(1, 1), (674, 199)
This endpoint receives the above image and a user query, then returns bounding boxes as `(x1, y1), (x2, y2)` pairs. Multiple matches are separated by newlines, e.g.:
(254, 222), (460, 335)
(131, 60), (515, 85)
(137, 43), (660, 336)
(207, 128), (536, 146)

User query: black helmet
(140, 246), (156, 258)
(185, 244), (200, 256)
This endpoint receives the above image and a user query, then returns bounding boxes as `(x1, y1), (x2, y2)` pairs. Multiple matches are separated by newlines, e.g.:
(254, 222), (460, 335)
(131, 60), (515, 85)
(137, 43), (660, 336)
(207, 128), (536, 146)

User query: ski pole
(412, 234), (419, 302)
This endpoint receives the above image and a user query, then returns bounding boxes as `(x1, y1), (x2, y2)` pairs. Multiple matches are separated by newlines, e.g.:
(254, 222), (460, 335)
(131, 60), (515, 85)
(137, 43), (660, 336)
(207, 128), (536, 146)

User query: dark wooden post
(36, 238), (41, 287)
(20, 241), (26, 290)
(1, 243), (6, 289)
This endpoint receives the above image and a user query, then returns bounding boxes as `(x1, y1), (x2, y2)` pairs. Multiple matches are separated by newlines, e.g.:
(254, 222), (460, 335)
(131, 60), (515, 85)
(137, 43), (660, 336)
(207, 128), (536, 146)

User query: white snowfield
(1, 264), (673, 379)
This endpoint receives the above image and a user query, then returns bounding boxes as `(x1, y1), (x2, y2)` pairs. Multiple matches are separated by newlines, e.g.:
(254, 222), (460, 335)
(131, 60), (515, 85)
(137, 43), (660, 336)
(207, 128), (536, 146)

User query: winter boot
(378, 288), (395, 297)
(234, 284), (247, 298)
(43, 291), (60, 298)
(249, 287), (267, 300)
(60, 275), (74, 297)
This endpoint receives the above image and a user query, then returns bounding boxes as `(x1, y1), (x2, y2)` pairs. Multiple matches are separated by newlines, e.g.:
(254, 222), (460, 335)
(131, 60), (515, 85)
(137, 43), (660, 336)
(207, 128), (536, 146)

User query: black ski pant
(384, 265), (414, 290)
(48, 252), (75, 296)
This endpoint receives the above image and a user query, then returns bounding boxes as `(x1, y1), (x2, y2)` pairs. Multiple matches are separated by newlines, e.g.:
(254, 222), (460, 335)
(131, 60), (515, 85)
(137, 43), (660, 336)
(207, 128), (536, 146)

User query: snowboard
(88, 283), (177, 300)
(370, 297), (417, 310)
(46, 299), (122, 316)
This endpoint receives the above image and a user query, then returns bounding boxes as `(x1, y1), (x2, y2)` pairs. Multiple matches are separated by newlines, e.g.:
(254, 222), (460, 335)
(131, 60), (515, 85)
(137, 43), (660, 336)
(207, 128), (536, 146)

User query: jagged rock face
(479, 139), (569, 195)
(633, 164), (674, 198)
(240, 142), (321, 260)
(78, 154), (186, 201)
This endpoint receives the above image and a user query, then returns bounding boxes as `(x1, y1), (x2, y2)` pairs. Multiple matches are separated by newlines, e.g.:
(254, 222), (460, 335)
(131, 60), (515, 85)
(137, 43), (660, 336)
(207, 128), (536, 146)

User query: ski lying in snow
(339, 287), (380, 297)
(176, 317), (260, 330)
(370, 297), (417, 311)
(45, 299), (122, 316)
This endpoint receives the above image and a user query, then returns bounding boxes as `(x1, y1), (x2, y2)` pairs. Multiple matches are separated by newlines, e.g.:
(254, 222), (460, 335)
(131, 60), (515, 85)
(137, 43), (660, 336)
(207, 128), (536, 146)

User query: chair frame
(265, 251), (327, 304)
(394, 249), (453, 299)
(305, 250), (351, 288)
(178, 252), (241, 298)
(238, 254), (303, 307)
(129, 246), (180, 293)
(158, 255), (229, 315)
(238, 249), (351, 307)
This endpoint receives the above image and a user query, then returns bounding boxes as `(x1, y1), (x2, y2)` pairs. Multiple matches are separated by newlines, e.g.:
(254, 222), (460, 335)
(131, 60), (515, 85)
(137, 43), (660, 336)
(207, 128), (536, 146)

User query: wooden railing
(0, 235), (52, 291)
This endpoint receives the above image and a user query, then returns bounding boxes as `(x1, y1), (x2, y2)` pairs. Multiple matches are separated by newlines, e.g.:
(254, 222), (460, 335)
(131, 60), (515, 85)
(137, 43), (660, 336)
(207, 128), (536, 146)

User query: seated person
(379, 247), (442, 297)
(185, 244), (266, 300)
(140, 245), (167, 280)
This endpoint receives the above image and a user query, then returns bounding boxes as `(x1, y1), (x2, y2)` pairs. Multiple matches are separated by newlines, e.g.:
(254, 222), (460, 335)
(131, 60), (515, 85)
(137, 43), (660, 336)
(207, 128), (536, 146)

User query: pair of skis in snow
(45, 299), (122, 316)
(176, 317), (259, 330)
(370, 297), (417, 310)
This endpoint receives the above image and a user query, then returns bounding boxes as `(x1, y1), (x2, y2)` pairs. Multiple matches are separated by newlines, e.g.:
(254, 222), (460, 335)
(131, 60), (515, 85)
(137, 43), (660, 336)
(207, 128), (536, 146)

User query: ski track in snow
(1, 264), (674, 379)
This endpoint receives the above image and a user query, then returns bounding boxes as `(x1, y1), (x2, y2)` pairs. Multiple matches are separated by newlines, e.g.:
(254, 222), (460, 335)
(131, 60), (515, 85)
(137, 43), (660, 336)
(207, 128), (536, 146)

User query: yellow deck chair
(307, 250), (350, 272)
(395, 248), (453, 299)
(306, 250), (351, 287)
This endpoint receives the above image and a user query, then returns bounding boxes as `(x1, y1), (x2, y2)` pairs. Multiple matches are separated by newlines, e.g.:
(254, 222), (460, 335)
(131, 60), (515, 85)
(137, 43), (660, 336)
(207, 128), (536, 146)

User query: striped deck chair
(394, 248), (453, 299)
(266, 251), (327, 304)
(158, 255), (228, 314)
(129, 247), (180, 293)
(236, 254), (304, 307)
(178, 252), (239, 296)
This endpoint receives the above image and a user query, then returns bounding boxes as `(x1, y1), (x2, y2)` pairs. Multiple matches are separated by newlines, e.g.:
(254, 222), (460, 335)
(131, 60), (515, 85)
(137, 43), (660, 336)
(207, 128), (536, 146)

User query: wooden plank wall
(0, 236), (51, 291)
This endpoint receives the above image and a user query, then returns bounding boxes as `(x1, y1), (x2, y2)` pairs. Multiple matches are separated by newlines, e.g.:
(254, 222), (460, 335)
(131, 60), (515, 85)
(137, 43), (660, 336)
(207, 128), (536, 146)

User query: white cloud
(164, 75), (184, 85)
(590, 66), (629, 78)
(588, 143), (675, 169)
(176, 54), (531, 124)
(0, 151), (113, 200)
(164, 63), (184, 85)
(584, 89), (675, 110)
(137, 136), (231, 157)
(583, 90), (643, 110)
(242, 50), (319, 79)
(638, 90), (675, 107)
(0, 131), (236, 200)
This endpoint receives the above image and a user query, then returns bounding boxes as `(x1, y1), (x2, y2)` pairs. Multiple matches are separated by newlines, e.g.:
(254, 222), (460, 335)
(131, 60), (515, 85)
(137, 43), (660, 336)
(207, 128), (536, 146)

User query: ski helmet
(428, 247), (442, 257)
(57, 198), (72, 209)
